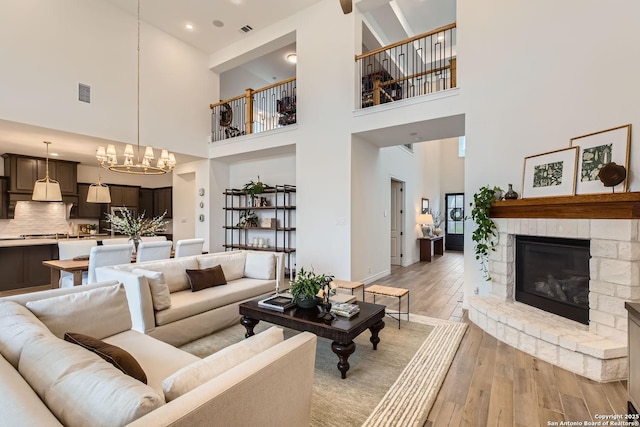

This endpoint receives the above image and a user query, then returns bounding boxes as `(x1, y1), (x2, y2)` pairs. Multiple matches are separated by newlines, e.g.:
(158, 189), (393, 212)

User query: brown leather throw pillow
(185, 265), (227, 292)
(64, 332), (147, 384)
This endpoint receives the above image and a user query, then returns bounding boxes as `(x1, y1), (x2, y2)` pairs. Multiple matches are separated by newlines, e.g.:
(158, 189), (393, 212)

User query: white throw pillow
(0, 301), (53, 368)
(26, 283), (132, 339)
(162, 326), (284, 401)
(198, 251), (247, 281)
(244, 252), (276, 280)
(19, 334), (163, 427)
(132, 268), (171, 311)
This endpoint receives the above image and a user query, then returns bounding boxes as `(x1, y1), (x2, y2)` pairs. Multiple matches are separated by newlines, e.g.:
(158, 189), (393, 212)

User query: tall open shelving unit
(223, 184), (296, 276)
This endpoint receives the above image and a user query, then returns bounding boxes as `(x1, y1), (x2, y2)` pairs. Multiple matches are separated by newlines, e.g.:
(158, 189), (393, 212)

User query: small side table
(418, 236), (444, 262)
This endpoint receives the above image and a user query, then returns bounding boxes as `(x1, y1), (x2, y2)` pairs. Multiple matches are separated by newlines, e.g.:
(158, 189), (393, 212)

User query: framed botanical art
(522, 147), (578, 198)
(570, 124), (631, 194)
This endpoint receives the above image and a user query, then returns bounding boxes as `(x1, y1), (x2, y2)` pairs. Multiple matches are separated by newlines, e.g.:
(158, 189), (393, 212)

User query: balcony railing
(210, 77), (297, 143)
(356, 23), (456, 109)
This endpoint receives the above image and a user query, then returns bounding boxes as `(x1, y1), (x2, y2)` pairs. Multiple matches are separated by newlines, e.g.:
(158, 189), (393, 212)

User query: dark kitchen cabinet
(0, 244), (57, 291)
(139, 188), (154, 217)
(153, 187), (172, 218)
(110, 185), (139, 208)
(0, 177), (8, 218)
(77, 183), (103, 218)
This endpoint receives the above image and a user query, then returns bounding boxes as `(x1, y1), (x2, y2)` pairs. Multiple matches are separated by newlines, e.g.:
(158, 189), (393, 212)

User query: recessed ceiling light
(212, 20), (224, 28)
(49, 152), (59, 157)
(286, 53), (297, 64)
(437, 35), (444, 41)
(185, 23), (194, 31)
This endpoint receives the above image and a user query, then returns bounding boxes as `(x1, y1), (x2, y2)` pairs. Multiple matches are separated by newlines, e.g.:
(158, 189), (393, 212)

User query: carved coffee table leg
(331, 341), (356, 379)
(369, 319), (385, 350)
(240, 316), (259, 338)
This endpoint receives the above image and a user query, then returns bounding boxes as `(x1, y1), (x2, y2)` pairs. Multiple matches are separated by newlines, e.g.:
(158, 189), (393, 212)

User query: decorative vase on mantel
(504, 184), (519, 200)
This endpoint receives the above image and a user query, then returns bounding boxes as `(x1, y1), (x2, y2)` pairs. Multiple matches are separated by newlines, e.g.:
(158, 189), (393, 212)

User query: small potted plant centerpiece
(289, 267), (335, 309)
(87, 224), (98, 235)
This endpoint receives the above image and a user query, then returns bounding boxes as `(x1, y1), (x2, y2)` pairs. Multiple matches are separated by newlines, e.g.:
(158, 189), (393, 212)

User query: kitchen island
(0, 234), (111, 292)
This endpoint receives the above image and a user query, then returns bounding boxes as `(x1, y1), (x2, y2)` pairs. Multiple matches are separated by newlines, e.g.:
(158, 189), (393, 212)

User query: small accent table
(418, 236), (444, 262)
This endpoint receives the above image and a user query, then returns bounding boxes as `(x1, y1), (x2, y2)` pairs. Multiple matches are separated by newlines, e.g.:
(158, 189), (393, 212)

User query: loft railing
(356, 23), (456, 109)
(209, 77), (296, 142)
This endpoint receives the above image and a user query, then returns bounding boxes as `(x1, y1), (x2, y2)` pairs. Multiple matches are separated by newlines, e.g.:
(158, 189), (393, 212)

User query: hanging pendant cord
(136, 0), (141, 164)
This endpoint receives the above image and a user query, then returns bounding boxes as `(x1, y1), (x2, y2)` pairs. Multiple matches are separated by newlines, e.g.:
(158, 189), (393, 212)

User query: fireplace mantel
(490, 192), (640, 219)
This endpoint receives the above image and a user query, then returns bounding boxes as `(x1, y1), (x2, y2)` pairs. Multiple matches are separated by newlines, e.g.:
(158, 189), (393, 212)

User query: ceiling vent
(239, 25), (253, 34)
(78, 83), (91, 103)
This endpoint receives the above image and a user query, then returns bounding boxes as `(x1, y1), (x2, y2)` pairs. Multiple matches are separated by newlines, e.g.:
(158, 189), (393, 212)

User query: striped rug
(180, 313), (466, 427)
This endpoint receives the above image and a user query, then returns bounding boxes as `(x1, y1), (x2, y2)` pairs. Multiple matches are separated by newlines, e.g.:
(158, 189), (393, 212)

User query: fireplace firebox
(515, 235), (590, 324)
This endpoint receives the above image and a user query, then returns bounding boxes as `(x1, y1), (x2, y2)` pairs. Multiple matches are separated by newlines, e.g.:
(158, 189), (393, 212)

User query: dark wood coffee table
(239, 299), (385, 379)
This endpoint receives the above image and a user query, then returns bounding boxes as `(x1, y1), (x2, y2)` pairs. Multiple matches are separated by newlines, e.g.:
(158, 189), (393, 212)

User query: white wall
(0, 0), (216, 158)
(172, 160), (210, 251)
(438, 137), (464, 214)
(459, 0), (640, 304)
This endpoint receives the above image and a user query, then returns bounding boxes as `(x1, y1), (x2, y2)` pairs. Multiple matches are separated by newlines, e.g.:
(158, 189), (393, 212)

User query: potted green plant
(237, 210), (258, 228)
(87, 224), (97, 235)
(242, 176), (266, 206)
(469, 185), (503, 281)
(289, 267), (334, 309)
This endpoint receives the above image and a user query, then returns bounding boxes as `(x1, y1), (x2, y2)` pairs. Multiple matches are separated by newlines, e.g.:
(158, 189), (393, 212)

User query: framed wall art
(570, 124), (631, 194)
(522, 147), (578, 198)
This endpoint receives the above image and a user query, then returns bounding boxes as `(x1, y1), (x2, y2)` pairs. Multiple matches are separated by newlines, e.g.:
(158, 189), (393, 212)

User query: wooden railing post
(373, 79), (381, 106)
(245, 88), (253, 135)
(450, 58), (457, 88)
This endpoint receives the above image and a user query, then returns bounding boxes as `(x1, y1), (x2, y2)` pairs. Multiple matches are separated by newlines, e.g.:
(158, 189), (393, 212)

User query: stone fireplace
(468, 193), (640, 382)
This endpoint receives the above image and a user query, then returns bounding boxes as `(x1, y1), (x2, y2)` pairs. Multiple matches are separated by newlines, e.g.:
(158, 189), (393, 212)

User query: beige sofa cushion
(19, 334), (163, 427)
(162, 326), (284, 401)
(26, 283), (132, 339)
(104, 330), (199, 396)
(198, 251), (247, 281)
(155, 277), (275, 326)
(132, 268), (171, 311)
(244, 252), (276, 280)
(0, 300), (53, 368)
(118, 257), (198, 293)
(0, 354), (62, 426)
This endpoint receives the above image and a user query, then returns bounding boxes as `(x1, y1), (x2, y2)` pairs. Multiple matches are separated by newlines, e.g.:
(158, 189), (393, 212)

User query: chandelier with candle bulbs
(95, 0), (176, 175)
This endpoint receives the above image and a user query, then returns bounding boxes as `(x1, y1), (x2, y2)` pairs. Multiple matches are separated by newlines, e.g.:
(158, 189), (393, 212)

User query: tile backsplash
(0, 201), (73, 236)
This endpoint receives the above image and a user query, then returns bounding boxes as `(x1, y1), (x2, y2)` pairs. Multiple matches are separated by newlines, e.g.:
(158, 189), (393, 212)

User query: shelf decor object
(570, 124), (631, 194)
(32, 141), (62, 202)
(521, 147), (578, 198)
(95, 0), (176, 176)
(417, 213), (433, 237)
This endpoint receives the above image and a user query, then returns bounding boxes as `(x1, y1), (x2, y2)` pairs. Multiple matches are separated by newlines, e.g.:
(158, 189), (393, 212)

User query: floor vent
(78, 83), (91, 103)
(239, 25), (253, 33)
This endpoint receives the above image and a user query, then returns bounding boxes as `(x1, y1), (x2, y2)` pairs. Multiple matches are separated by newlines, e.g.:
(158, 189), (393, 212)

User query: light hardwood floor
(367, 251), (629, 427)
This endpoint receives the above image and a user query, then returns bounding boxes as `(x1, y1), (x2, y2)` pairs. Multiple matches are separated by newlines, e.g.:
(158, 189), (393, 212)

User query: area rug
(180, 314), (466, 427)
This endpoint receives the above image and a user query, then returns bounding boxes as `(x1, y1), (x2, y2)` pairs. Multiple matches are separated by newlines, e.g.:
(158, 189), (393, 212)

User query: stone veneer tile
(519, 333), (537, 355)
(597, 293), (630, 317)
(617, 284), (640, 299)
(599, 259), (639, 286)
(577, 339), (627, 359)
(577, 220), (590, 238)
(536, 340), (559, 365)
(618, 242), (640, 261)
(589, 280), (616, 297)
(557, 347), (585, 373)
(591, 219), (637, 241)
(536, 219), (547, 236)
(556, 219), (578, 237)
(590, 239), (618, 259)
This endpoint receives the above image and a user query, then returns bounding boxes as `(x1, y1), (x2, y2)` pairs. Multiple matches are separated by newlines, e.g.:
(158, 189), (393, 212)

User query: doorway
(445, 192), (464, 251)
(390, 179), (404, 265)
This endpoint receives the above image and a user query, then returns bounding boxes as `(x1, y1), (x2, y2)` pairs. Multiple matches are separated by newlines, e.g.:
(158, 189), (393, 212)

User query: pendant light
(32, 141), (62, 202)
(95, 0), (176, 175)
(87, 175), (111, 203)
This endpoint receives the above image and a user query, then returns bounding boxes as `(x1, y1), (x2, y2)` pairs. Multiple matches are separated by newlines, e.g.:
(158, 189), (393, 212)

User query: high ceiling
(0, 0), (456, 167)
(103, 0), (325, 54)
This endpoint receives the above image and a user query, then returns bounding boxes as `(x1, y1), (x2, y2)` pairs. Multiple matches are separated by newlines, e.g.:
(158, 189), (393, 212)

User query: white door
(390, 180), (404, 265)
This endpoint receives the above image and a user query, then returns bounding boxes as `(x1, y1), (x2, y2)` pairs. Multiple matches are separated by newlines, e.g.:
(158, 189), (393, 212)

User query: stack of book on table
(258, 294), (295, 312)
(330, 302), (360, 318)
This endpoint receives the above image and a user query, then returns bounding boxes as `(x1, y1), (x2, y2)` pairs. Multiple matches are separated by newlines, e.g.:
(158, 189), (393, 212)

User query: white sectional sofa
(0, 280), (316, 427)
(96, 250), (285, 346)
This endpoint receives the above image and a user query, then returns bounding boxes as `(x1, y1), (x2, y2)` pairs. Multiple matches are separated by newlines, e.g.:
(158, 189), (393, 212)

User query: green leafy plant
(237, 210), (258, 227)
(289, 267), (334, 302)
(469, 185), (503, 281)
(242, 175), (266, 200)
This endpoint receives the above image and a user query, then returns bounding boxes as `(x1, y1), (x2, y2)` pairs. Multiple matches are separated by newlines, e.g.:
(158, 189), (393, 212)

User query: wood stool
(365, 285), (409, 329)
(331, 280), (365, 301)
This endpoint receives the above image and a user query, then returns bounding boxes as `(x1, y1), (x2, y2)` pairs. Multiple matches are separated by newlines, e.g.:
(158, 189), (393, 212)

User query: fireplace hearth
(515, 236), (590, 324)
